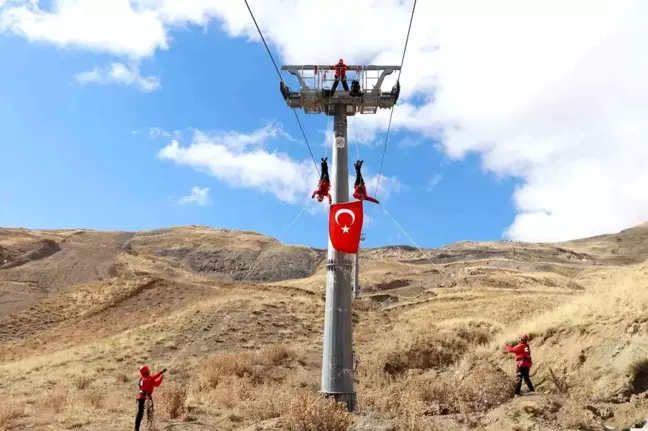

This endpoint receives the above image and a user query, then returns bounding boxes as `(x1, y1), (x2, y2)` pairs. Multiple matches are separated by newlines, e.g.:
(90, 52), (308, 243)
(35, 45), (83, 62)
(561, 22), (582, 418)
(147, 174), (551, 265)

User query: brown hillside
(1, 223), (648, 430)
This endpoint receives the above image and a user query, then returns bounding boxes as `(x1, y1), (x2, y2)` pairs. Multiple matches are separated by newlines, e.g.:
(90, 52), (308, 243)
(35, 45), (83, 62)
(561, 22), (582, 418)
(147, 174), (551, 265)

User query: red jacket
(334, 63), (347, 79)
(137, 372), (163, 399)
(505, 342), (532, 367)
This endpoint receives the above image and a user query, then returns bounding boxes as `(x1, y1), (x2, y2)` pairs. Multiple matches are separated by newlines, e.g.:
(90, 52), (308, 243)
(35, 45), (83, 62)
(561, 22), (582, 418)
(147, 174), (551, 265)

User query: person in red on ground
(352, 160), (379, 204)
(329, 58), (349, 97)
(505, 334), (535, 396)
(312, 157), (332, 204)
(134, 365), (166, 431)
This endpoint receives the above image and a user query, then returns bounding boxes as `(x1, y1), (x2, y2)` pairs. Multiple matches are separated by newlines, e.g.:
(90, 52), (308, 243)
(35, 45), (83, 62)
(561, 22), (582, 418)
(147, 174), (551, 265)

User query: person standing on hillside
(135, 365), (165, 431)
(505, 334), (535, 396)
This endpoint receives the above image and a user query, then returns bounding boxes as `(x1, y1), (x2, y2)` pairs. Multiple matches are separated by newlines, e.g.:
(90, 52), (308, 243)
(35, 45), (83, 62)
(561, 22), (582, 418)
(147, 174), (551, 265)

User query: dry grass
(158, 382), (187, 419)
(0, 401), (25, 427)
(376, 320), (497, 377)
(73, 374), (92, 390)
(42, 387), (69, 414)
(195, 344), (298, 391)
(241, 385), (289, 421)
(4, 224), (648, 430)
(282, 391), (353, 431)
(85, 389), (105, 409)
(493, 263), (648, 345)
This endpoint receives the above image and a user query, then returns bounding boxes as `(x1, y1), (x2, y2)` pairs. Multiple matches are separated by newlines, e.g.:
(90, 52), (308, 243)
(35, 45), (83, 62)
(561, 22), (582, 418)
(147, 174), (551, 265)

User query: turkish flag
(329, 201), (364, 254)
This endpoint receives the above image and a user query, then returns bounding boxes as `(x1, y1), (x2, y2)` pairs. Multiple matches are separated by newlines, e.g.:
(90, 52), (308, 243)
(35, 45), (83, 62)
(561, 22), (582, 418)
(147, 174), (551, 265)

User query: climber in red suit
(312, 157), (332, 204)
(505, 334), (535, 396)
(134, 365), (165, 431)
(329, 58), (349, 97)
(353, 160), (379, 204)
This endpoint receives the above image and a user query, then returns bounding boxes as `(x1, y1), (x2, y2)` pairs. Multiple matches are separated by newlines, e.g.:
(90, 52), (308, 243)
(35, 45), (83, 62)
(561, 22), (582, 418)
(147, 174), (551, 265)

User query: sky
(1, 0), (647, 250)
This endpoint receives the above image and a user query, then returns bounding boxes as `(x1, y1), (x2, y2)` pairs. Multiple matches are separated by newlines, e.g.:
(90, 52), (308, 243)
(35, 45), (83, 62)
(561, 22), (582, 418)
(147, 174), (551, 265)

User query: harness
(137, 378), (153, 400)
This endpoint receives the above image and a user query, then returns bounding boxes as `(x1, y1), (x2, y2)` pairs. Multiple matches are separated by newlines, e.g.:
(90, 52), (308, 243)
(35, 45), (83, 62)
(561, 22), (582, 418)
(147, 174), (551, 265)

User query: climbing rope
(374, 0), (417, 199)
(243, 0), (320, 177)
(165, 206), (307, 369)
(354, 113), (360, 162)
(379, 204), (448, 279)
(327, 114), (332, 162)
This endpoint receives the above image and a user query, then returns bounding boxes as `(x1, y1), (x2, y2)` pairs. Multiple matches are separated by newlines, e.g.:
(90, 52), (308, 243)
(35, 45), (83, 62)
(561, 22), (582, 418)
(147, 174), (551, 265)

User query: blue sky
(1, 1), (645, 247)
(0, 27), (516, 249)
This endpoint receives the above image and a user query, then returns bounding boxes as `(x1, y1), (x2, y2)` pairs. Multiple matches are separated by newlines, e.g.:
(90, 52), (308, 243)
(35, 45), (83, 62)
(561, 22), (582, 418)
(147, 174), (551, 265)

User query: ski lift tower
(279, 64), (401, 412)
(353, 233), (366, 299)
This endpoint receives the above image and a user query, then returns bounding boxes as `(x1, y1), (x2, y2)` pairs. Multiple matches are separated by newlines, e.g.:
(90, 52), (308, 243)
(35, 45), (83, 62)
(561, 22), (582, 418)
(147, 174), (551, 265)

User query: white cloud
(157, 124), (401, 210)
(147, 127), (171, 139)
(5, 0), (648, 241)
(399, 137), (422, 148)
(205, 0), (648, 242)
(177, 186), (211, 206)
(426, 174), (442, 191)
(0, 0), (168, 59)
(75, 62), (160, 92)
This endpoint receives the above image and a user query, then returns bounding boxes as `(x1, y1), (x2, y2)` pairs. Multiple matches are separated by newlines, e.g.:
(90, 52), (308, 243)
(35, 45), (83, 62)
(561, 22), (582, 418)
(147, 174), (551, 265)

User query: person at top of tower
(353, 160), (379, 204)
(349, 79), (363, 97)
(312, 157), (332, 204)
(329, 58), (349, 97)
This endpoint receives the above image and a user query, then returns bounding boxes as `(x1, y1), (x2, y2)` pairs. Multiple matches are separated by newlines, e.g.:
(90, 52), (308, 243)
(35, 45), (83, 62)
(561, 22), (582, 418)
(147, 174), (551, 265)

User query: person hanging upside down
(353, 160), (379, 204)
(312, 157), (332, 204)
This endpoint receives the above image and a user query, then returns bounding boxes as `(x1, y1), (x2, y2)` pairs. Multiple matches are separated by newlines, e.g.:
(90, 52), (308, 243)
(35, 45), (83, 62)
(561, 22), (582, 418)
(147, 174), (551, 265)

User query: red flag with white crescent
(329, 201), (364, 254)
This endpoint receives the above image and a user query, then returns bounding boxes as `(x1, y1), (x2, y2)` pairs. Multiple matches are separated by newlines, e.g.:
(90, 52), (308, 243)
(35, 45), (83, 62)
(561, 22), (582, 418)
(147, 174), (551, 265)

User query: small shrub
(73, 375), (92, 390)
(263, 345), (297, 365)
(158, 383), (187, 419)
(380, 360), (513, 423)
(86, 389), (104, 409)
(195, 350), (279, 391)
(282, 391), (352, 431)
(628, 358), (648, 393)
(242, 385), (288, 421)
(43, 390), (68, 413)
(378, 322), (498, 378)
(548, 366), (571, 394)
(0, 402), (25, 427)
(381, 335), (463, 376)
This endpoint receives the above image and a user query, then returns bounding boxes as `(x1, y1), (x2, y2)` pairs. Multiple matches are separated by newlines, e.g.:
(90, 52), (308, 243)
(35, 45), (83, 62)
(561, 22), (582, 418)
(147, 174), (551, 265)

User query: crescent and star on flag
(335, 208), (355, 234)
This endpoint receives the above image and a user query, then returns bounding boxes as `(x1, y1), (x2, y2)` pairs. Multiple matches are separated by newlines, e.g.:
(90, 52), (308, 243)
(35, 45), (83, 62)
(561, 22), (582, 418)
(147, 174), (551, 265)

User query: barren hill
(1, 223), (648, 430)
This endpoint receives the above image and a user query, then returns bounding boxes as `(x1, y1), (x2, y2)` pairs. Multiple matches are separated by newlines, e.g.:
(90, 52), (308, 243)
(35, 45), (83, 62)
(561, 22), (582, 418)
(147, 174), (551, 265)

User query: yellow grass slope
(1, 223), (648, 430)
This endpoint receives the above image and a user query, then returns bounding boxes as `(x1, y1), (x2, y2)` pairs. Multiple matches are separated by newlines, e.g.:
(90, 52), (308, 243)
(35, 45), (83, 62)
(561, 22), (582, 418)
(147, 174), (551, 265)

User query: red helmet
(520, 334), (529, 342)
(339, 58), (344, 63)
(139, 365), (150, 377)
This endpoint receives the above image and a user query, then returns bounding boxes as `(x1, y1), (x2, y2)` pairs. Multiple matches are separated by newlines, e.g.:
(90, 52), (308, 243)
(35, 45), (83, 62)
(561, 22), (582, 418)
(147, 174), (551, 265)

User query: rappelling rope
(354, 114), (360, 161)
(379, 203), (448, 279)
(165, 206), (307, 369)
(243, 0), (320, 177)
(374, 0), (417, 199)
(327, 114), (332, 162)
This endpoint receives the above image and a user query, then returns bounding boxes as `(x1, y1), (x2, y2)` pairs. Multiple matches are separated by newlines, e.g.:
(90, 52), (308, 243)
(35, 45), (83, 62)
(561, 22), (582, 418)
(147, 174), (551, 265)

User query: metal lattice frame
(280, 65), (401, 115)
